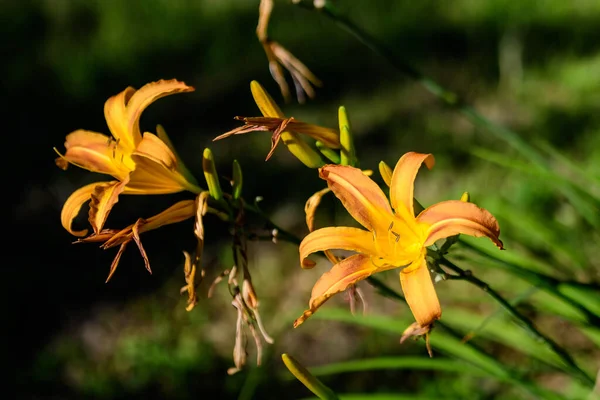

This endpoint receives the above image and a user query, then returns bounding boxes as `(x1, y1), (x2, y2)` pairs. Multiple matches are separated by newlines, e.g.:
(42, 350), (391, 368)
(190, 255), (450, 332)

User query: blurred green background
(8, 0), (600, 399)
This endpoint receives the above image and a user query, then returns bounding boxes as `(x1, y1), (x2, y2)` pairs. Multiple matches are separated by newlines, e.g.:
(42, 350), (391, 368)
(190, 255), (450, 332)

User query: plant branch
(440, 256), (594, 387)
(458, 238), (600, 328)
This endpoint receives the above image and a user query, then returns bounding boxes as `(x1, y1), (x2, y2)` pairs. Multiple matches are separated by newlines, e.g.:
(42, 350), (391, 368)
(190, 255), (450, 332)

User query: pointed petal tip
(301, 259), (317, 269)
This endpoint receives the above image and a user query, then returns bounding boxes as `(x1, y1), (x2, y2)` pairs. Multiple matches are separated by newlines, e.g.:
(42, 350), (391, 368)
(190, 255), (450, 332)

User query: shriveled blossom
(77, 200), (196, 282)
(214, 81), (339, 166)
(294, 152), (503, 344)
(55, 79), (201, 237)
(257, 0), (322, 103)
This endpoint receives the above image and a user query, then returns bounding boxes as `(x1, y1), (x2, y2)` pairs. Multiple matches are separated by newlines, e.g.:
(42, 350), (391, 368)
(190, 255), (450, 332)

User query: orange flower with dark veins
(295, 152), (503, 341)
(55, 80), (201, 237)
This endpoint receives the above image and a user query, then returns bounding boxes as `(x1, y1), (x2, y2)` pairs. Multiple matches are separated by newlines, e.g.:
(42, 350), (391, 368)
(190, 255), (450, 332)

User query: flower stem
(440, 256), (594, 387)
(458, 238), (600, 328)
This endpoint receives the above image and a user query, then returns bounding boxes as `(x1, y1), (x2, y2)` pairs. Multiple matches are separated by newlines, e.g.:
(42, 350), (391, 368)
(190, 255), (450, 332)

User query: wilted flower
(214, 81), (338, 168)
(77, 200), (196, 282)
(257, 0), (322, 103)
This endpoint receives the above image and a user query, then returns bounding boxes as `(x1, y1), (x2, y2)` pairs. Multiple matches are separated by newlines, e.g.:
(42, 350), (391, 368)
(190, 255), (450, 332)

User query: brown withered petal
(400, 322), (434, 358)
(304, 187), (332, 232)
(256, 0), (321, 103)
(180, 251), (199, 312)
(78, 200), (196, 282)
(88, 178), (130, 234)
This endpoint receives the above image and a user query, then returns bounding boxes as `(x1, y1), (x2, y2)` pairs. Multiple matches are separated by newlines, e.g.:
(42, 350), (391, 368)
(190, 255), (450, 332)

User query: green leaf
(282, 353), (339, 400)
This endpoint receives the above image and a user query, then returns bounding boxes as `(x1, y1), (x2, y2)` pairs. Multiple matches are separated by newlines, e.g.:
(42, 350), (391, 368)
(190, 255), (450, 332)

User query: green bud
(338, 106), (356, 166)
(202, 148), (223, 201)
(316, 141), (341, 164)
(232, 159), (243, 200)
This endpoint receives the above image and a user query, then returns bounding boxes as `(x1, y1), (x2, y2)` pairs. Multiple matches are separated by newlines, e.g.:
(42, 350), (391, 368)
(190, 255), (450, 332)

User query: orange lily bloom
(55, 79), (201, 237)
(294, 152), (503, 333)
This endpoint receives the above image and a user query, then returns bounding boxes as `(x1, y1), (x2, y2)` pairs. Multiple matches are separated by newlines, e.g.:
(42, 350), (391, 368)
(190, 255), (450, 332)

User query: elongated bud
(281, 354), (339, 400)
(250, 81), (323, 168)
(316, 141), (341, 164)
(203, 148), (223, 201)
(338, 106), (355, 166)
(378, 161), (393, 187)
(232, 159), (243, 200)
(460, 192), (470, 202)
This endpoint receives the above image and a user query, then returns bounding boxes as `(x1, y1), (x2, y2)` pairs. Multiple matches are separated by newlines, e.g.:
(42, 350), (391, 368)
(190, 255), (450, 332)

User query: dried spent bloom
(257, 0), (322, 103)
(214, 81), (338, 167)
(180, 251), (203, 312)
(78, 200), (196, 282)
(209, 266), (274, 375)
(295, 152), (503, 351)
(55, 80), (200, 237)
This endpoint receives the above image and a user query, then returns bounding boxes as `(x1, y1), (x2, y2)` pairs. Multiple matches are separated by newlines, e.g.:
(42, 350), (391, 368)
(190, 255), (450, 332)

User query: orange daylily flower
(55, 79), (201, 237)
(294, 152), (503, 334)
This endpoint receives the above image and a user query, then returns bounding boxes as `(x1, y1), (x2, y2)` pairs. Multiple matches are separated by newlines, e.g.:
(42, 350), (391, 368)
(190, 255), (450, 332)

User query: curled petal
(88, 178), (130, 234)
(61, 182), (104, 237)
(156, 124), (197, 185)
(399, 257), (442, 328)
(299, 227), (377, 268)
(128, 133), (201, 194)
(304, 187), (331, 232)
(294, 254), (380, 328)
(54, 130), (133, 179)
(390, 152), (435, 218)
(320, 165), (393, 232)
(378, 161), (393, 187)
(104, 79), (194, 151)
(418, 200), (503, 249)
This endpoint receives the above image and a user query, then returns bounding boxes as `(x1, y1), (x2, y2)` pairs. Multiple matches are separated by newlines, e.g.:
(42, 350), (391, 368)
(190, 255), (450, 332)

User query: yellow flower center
(372, 215), (426, 268)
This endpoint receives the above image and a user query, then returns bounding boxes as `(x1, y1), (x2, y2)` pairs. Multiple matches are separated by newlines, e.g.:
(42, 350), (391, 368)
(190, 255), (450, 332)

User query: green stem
(440, 257), (594, 387)
(458, 238), (600, 328)
(365, 276), (566, 400)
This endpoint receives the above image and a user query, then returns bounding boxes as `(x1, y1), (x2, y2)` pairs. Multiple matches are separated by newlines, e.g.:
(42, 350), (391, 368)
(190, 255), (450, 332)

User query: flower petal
(104, 79), (194, 151)
(54, 129), (133, 179)
(320, 165), (393, 232)
(294, 254), (380, 327)
(61, 182), (104, 237)
(299, 226), (378, 268)
(156, 124), (198, 185)
(128, 133), (201, 194)
(399, 256), (441, 328)
(88, 178), (130, 234)
(304, 187), (331, 232)
(418, 200), (503, 249)
(390, 152), (435, 218)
